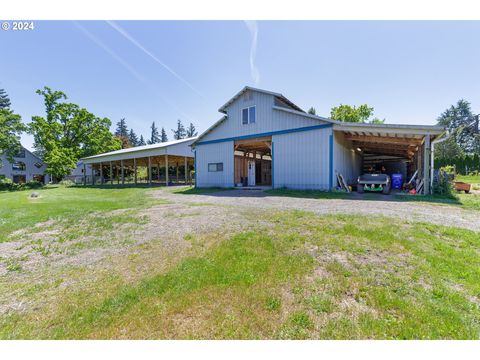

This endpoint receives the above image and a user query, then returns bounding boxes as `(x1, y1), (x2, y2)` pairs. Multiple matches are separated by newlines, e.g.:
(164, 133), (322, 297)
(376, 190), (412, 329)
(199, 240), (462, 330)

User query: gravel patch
(153, 189), (480, 232)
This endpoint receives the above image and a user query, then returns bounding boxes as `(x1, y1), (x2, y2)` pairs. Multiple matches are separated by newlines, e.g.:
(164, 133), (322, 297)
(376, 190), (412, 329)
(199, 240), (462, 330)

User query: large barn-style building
(192, 87), (445, 194)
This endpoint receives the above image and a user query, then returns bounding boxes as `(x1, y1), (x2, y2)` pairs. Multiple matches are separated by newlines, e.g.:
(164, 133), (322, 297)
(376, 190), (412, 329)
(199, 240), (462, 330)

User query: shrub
(24, 180), (43, 189)
(433, 170), (456, 198)
(58, 179), (75, 187)
(0, 178), (43, 191)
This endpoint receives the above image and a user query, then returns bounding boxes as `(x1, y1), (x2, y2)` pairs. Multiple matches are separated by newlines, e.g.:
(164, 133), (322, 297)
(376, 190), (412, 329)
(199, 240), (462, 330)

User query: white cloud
(244, 21), (260, 86)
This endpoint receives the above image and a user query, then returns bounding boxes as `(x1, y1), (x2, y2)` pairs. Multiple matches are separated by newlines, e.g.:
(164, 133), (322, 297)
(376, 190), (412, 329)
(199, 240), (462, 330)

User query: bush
(58, 179), (75, 187)
(0, 178), (43, 191)
(433, 170), (456, 198)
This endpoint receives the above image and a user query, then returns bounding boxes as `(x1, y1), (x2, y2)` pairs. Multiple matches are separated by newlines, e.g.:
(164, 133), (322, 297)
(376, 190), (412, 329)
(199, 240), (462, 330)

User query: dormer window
(242, 106), (256, 125)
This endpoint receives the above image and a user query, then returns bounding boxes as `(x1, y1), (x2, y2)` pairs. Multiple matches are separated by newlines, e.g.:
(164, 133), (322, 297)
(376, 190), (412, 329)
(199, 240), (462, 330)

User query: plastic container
(391, 173), (403, 190)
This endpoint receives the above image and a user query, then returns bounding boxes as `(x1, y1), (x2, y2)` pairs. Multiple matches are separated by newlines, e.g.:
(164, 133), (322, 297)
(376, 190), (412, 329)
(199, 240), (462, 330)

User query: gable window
(12, 161), (26, 171)
(34, 162), (43, 168)
(208, 163), (223, 172)
(242, 106), (256, 125)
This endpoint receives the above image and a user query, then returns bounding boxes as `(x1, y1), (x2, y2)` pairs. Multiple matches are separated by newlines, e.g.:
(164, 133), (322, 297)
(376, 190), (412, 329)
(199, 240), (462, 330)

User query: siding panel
(333, 131), (361, 185)
(195, 141), (234, 187)
(273, 128), (331, 190)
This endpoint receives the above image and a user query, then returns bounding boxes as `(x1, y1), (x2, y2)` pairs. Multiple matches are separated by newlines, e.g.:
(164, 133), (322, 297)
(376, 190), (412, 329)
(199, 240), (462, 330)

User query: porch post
(165, 154), (169, 186)
(184, 157), (188, 184)
(100, 162), (104, 184)
(423, 133), (431, 195)
(91, 165), (95, 185)
(176, 162), (179, 184)
(148, 156), (152, 185)
(134, 158), (137, 185)
(121, 160), (125, 185)
(110, 162), (113, 185)
(116, 163), (119, 184)
(83, 163), (86, 185)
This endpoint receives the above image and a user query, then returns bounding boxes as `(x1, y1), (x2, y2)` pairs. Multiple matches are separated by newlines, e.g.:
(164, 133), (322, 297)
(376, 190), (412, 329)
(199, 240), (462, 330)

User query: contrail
(72, 21), (195, 122)
(244, 21), (260, 86)
(106, 20), (204, 99)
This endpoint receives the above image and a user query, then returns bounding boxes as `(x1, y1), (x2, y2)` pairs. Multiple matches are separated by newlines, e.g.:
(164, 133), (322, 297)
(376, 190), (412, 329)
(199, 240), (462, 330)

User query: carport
(333, 123), (445, 194)
(80, 137), (197, 186)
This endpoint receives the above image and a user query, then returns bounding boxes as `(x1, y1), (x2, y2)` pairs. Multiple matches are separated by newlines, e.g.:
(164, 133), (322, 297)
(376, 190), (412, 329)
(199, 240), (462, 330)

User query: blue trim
(196, 123), (333, 146)
(271, 142), (275, 189)
(329, 133), (333, 190)
(194, 150), (197, 188)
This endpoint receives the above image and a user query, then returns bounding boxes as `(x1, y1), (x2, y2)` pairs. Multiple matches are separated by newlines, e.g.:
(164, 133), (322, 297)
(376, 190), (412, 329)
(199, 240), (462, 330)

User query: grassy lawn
(1, 199), (479, 339)
(266, 188), (480, 211)
(168, 185), (231, 195)
(0, 185), (166, 243)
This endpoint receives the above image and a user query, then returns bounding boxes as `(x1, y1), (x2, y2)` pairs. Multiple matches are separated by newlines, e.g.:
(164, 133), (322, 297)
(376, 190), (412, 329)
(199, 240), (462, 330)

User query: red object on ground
(409, 189), (417, 195)
(454, 181), (471, 193)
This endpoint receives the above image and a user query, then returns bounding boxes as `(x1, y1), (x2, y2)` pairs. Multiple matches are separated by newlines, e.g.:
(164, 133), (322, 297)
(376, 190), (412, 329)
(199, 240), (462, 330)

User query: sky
(1, 20), (480, 151)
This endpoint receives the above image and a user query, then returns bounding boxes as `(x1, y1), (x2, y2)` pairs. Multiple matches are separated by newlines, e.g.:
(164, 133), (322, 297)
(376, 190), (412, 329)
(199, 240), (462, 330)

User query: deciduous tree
(29, 86), (121, 179)
(330, 104), (384, 124)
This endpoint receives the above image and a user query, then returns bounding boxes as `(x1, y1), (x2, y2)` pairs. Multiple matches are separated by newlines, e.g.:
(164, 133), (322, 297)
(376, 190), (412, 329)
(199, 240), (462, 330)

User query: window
(34, 162), (43, 168)
(242, 106), (256, 125)
(208, 163), (223, 172)
(12, 161), (26, 171)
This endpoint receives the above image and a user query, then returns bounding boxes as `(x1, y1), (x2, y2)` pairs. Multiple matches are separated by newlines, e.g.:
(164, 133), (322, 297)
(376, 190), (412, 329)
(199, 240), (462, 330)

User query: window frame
(12, 161), (26, 171)
(241, 105), (256, 125)
(208, 163), (224, 172)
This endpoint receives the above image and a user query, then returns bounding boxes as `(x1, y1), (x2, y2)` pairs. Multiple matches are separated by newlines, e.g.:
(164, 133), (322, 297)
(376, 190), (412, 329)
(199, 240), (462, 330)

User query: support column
(100, 162), (104, 185)
(134, 158), (137, 185)
(116, 163), (119, 184)
(176, 162), (179, 185)
(121, 160), (125, 185)
(158, 164), (161, 182)
(91, 165), (95, 185)
(83, 163), (86, 185)
(423, 134), (431, 195)
(148, 156), (152, 185)
(184, 157), (188, 184)
(110, 162), (113, 185)
(165, 154), (169, 186)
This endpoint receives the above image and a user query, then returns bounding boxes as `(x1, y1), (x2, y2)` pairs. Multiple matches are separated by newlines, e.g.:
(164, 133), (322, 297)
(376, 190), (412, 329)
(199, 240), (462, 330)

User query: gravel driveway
(155, 189), (480, 232)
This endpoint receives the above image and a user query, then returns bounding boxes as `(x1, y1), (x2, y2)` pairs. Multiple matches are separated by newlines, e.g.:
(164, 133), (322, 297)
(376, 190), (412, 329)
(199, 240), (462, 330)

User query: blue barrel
(391, 173), (403, 190)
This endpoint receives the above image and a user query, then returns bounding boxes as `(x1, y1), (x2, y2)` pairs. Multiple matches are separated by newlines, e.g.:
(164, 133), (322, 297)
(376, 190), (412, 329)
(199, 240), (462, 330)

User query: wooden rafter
(345, 134), (423, 146)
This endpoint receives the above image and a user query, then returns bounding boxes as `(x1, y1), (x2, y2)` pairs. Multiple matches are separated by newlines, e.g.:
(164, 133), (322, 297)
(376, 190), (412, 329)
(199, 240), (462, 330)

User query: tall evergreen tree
(307, 107), (316, 115)
(148, 121), (160, 144)
(114, 118), (130, 148)
(186, 122), (198, 137)
(172, 119), (186, 140)
(138, 135), (146, 146)
(128, 128), (139, 147)
(0, 88), (11, 109)
(160, 127), (168, 142)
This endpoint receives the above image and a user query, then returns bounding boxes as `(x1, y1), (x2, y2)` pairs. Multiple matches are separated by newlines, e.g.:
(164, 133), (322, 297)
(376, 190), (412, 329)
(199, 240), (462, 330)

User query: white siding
(273, 127), (331, 190)
(200, 90), (325, 143)
(333, 131), (361, 185)
(195, 141), (234, 187)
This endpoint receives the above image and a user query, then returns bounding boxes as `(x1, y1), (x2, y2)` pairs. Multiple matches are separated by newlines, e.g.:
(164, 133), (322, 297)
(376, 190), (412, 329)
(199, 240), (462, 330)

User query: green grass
(456, 174), (480, 185)
(168, 186), (231, 195)
(266, 188), (480, 211)
(0, 185), (166, 243)
(2, 210), (479, 339)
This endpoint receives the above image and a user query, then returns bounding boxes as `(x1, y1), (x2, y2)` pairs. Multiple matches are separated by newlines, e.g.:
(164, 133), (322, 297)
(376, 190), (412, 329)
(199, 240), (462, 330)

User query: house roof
(218, 86), (304, 114)
(81, 137), (197, 161)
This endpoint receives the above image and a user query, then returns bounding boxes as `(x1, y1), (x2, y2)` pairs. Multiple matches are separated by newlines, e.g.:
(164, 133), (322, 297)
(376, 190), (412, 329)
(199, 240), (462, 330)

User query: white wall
(273, 127), (331, 190)
(333, 131), (361, 185)
(195, 141), (234, 187)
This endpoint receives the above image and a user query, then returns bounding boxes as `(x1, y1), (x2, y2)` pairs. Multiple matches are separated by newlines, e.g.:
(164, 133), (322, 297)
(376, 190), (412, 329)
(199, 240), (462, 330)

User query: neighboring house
(191, 86), (445, 194)
(65, 160), (93, 184)
(0, 146), (50, 184)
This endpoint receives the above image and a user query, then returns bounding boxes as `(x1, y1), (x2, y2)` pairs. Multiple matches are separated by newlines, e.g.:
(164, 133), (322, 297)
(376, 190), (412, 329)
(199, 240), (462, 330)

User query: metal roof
(218, 86), (304, 114)
(82, 137), (197, 160)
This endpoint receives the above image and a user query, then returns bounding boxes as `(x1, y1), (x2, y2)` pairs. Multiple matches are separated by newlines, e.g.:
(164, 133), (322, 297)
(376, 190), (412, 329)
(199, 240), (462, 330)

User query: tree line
(0, 86), (198, 180)
(114, 117), (197, 149)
